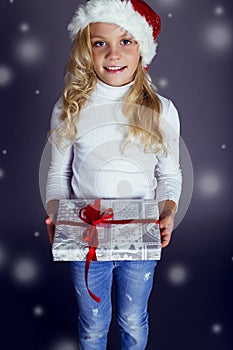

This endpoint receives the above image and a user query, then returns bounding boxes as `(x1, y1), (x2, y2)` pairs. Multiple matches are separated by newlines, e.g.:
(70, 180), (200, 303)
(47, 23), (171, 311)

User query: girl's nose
(105, 45), (121, 60)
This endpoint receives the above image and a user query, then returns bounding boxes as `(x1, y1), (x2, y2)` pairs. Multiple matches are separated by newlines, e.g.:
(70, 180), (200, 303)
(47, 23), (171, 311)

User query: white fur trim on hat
(67, 0), (158, 67)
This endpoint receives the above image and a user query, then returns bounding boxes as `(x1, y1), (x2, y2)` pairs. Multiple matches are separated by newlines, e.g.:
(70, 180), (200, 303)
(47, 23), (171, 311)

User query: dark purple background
(0, 1), (232, 349)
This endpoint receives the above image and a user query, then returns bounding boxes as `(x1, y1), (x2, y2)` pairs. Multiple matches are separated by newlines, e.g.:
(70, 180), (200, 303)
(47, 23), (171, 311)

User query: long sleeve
(46, 99), (73, 205)
(154, 99), (182, 208)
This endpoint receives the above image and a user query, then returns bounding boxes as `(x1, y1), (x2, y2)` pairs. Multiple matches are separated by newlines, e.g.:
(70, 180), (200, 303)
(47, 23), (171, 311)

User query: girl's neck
(98, 79), (134, 89)
(95, 79), (134, 101)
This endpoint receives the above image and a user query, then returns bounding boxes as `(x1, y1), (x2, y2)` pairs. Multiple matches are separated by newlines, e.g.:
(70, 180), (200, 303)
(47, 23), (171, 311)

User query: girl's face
(90, 22), (140, 87)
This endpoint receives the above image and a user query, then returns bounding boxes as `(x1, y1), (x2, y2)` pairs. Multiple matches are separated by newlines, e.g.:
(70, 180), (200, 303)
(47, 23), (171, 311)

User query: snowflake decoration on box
(116, 205), (137, 219)
(118, 225), (138, 240)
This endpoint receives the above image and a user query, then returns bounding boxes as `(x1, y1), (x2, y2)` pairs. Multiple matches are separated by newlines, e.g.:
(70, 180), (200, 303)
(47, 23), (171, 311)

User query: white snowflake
(167, 264), (189, 285)
(14, 36), (46, 66)
(211, 323), (223, 334)
(0, 168), (5, 179)
(157, 78), (169, 89)
(19, 22), (30, 32)
(214, 6), (224, 16)
(11, 257), (40, 285)
(0, 65), (13, 87)
(51, 339), (78, 350)
(198, 172), (222, 197)
(203, 22), (232, 53)
(35, 89), (40, 95)
(34, 231), (40, 237)
(221, 144), (226, 149)
(33, 305), (44, 317)
(2, 149), (7, 155)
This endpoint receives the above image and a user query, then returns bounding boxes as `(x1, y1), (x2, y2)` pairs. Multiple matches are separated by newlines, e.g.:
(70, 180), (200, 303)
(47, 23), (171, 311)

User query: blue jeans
(70, 260), (157, 350)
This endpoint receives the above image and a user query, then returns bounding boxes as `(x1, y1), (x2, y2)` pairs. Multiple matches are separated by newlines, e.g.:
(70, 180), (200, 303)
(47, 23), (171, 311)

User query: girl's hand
(45, 200), (59, 245)
(158, 200), (176, 248)
(45, 215), (55, 245)
(159, 211), (175, 248)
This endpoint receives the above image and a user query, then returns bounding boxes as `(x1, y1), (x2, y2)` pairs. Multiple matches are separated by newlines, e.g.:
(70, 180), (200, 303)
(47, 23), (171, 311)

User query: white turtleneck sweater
(46, 80), (182, 206)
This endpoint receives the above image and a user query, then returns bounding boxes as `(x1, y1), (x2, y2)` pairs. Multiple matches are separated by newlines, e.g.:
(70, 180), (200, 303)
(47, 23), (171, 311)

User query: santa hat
(67, 0), (161, 68)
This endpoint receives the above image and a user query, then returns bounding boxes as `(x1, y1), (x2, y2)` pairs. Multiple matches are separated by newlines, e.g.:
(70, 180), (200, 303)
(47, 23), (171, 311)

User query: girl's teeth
(106, 67), (123, 70)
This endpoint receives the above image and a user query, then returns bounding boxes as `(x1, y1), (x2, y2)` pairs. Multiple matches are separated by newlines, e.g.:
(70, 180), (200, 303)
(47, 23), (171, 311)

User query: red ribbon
(78, 199), (113, 303)
(56, 200), (159, 303)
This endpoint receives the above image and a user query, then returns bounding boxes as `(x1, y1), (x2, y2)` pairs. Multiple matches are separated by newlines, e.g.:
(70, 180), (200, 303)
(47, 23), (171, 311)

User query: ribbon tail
(93, 199), (101, 211)
(85, 247), (101, 303)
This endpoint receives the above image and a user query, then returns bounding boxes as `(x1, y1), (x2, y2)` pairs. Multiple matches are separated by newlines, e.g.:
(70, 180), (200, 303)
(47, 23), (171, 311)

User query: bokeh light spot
(11, 257), (40, 285)
(33, 305), (44, 317)
(198, 172), (222, 197)
(167, 264), (188, 285)
(2, 149), (7, 155)
(19, 22), (30, 32)
(203, 22), (232, 52)
(0, 168), (6, 179)
(157, 78), (169, 89)
(14, 36), (46, 66)
(214, 6), (224, 16)
(211, 323), (223, 334)
(0, 65), (13, 87)
(51, 339), (78, 350)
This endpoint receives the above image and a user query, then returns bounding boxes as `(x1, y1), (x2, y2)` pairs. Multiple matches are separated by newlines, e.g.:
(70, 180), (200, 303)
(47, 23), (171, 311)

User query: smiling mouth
(104, 66), (127, 72)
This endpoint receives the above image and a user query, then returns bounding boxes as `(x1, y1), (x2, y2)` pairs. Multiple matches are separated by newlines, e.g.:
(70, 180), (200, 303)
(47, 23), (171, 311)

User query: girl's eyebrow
(90, 35), (106, 39)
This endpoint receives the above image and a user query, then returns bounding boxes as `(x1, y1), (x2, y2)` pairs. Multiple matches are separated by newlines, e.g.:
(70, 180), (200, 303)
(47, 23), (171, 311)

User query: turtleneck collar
(94, 79), (134, 101)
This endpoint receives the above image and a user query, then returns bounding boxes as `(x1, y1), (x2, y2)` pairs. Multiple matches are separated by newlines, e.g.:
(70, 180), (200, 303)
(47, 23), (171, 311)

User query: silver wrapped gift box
(52, 199), (161, 261)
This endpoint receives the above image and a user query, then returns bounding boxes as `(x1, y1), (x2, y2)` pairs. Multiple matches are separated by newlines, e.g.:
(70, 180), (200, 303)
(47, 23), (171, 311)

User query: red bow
(78, 199), (113, 303)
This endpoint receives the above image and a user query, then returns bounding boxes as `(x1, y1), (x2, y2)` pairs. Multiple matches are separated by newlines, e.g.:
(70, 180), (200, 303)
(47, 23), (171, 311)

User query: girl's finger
(45, 216), (53, 225)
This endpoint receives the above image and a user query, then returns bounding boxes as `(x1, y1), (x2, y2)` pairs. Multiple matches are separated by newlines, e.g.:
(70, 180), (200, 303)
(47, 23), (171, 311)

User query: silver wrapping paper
(52, 199), (161, 261)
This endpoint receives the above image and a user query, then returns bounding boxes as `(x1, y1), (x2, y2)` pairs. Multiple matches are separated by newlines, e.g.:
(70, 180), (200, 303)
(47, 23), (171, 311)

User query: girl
(45, 0), (182, 349)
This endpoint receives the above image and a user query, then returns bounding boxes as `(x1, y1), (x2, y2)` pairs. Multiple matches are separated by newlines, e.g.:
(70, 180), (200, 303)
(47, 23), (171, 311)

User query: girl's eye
(121, 39), (132, 46)
(92, 41), (106, 47)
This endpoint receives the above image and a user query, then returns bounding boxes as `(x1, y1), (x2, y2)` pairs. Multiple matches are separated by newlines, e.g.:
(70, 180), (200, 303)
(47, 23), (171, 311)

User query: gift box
(53, 199), (161, 261)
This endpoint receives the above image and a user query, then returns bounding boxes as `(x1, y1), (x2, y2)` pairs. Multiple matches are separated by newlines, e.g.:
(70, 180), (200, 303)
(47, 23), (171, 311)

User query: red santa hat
(68, 0), (161, 68)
